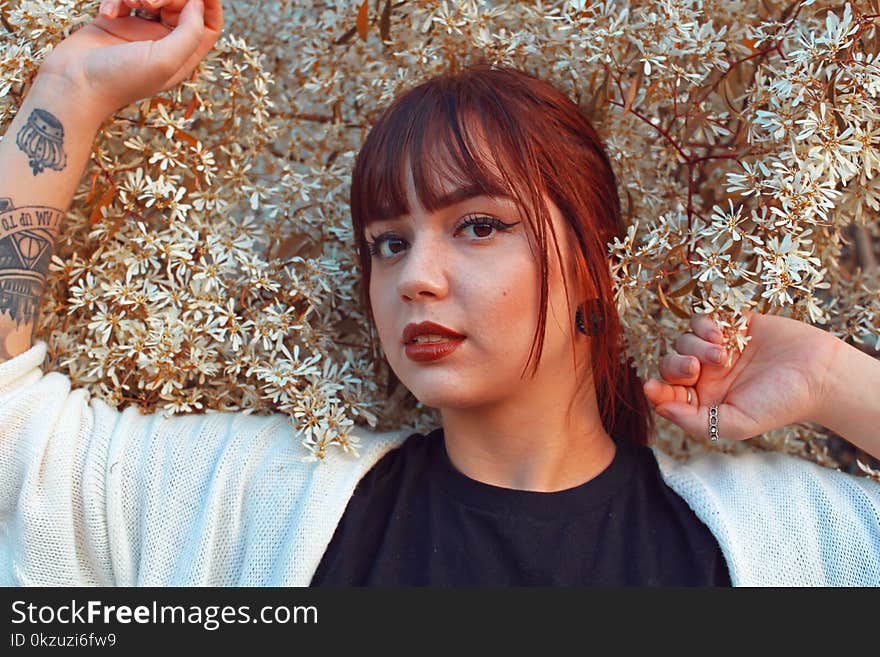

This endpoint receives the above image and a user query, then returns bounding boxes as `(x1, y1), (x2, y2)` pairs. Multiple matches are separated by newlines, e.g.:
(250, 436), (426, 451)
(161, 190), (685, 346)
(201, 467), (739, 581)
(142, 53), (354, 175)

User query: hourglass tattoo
(0, 197), (63, 328)
(16, 108), (68, 176)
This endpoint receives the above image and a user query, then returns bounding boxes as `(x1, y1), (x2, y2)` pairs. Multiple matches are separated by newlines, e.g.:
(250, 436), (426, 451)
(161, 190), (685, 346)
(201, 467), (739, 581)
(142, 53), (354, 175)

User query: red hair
(350, 62), (654, 446)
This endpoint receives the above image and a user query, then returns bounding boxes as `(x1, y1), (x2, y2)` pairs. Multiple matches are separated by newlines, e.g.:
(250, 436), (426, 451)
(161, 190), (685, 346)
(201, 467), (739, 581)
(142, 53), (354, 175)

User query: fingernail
(712, 330), (723, 342)
(686, 359), (697, 375)
(711, 347), (725, 364)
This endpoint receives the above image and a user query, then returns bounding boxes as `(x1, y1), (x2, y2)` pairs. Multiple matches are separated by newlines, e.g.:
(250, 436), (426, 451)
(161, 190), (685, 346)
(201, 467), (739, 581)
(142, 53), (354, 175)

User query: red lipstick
(405, 338), (465, 362)
(402, 321), (466, 363)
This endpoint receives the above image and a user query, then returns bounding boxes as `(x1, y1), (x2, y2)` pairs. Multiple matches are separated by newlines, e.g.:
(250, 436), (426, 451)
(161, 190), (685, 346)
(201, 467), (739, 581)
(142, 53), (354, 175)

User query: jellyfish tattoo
(16, 108), (68, 176)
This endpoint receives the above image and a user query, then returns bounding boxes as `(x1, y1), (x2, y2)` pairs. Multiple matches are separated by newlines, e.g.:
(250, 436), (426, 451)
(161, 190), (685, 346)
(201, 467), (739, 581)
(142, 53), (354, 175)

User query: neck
(439, 379), (616, 493)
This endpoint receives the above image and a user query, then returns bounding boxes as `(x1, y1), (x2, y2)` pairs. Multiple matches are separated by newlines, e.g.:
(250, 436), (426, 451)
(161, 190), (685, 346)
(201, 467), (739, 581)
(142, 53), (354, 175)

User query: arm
(813, 340), (880, 462)
(0, 76), (106, 362)
(645, 311), (880, 461)
(0, 1), (224, 585)
(1, 0), (220, 363)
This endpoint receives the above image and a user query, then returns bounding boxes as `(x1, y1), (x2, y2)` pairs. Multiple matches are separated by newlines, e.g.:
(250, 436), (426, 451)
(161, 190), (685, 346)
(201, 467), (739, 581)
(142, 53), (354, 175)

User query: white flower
(691, 241), (733, 283)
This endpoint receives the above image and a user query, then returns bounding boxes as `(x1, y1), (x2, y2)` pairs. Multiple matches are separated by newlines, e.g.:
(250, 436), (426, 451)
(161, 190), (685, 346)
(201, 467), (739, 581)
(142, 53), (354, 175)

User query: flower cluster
(1, 0), (877, 478)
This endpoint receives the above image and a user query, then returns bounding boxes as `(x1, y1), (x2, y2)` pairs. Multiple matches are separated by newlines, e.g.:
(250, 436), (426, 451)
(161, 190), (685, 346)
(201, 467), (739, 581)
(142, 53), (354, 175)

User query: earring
(575, 299), (601, 336)
(575, 306), (587, 335)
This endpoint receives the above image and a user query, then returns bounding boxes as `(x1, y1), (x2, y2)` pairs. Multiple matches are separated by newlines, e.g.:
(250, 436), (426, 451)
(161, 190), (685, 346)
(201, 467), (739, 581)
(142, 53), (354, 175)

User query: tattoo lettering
(16, 108), (68, 176)
(0, 197), (63, 326)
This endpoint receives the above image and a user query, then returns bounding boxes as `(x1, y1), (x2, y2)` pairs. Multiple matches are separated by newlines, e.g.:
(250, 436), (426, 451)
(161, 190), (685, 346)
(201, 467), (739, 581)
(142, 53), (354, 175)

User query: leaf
(149, 97), (173, 111)
(623, 69), (641, 113)
(583, 68), (604, 116)
(668, 277), (697, 297)
(356, 0), (369, 41)
(334, 25), (358, 45)
(85, 171), (100, 204)
(379, 0), (392, 42)
(657, 280), (670, 309)
(643, 77), (659, 102)
(175, 131), (199, 148)
(667, 298), (691, 320)
(683, 110), (706, 143)
(183, 95), (199, 120)
(657, 283), (691, 319)
(721, 76), (739, 115)
(728, 235), (743, 261)
(89, 186), (116, 226)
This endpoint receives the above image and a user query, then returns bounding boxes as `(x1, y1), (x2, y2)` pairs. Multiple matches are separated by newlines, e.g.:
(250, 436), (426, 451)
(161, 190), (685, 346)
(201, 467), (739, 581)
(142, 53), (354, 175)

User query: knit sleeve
(656, 448), (880, 586)
(0, 340), (414, 586)
(0, 340), (122, 584)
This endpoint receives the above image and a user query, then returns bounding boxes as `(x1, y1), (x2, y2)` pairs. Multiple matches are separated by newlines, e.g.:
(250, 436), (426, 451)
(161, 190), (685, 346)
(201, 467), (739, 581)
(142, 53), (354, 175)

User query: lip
(404, 337), (466, 362)
(402, 320), (466, 345)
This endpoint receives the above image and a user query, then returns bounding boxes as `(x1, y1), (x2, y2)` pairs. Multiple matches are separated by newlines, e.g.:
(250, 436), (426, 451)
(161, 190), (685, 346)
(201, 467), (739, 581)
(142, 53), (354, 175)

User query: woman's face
(366, 160), (588, 412)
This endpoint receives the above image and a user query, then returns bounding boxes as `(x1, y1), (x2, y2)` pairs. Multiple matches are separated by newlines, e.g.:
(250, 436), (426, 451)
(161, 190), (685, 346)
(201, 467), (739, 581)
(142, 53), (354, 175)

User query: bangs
(351, 76), (544, 230)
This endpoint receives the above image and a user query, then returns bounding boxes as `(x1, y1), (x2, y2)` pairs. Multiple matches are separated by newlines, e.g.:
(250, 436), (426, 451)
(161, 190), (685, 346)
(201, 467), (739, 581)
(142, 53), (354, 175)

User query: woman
(0, 0), (877, 586)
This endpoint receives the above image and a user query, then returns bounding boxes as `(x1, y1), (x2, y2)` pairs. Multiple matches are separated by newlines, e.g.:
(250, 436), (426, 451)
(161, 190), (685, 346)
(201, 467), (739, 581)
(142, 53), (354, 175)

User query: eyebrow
(378, 184), (514, 223)
(435, 183), (506, 208)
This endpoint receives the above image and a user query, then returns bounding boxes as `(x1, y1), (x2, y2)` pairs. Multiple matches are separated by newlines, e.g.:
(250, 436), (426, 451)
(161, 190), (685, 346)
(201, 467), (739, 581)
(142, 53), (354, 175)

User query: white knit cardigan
(1, 341), (878, 586)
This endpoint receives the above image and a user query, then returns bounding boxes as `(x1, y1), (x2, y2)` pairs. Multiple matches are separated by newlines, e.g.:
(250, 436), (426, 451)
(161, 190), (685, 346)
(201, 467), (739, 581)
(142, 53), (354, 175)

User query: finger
(658, 352), (700, 385)
(690, 312), (724, 343)
(203, 0), (223, 31)
(674, 331), (727, 367)
(122, 0), (143, 10)
(654, 401), (759, 442)
(643, 378), (697, 408)
(155, 0), (219, 30)
(99, 0), (121, 18)
(159, 9), (183, 28)
(152, 0), (206, 77)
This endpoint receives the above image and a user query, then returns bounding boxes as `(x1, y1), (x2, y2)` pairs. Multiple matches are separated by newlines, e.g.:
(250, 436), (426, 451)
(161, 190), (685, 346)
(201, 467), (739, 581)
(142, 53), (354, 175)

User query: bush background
(0, 0), (877, 476)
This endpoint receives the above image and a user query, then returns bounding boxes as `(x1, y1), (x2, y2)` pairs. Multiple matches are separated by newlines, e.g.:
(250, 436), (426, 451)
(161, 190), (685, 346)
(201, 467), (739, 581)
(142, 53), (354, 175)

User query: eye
(365, 214), (519, 261)
(365, 232), (407, 259)
(455, 214), (518, 240)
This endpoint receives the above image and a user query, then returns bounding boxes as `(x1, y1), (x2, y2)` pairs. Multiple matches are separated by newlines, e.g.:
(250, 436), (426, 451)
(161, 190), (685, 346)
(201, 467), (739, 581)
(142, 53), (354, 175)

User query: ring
(133, 8), (162, 21)
(686, 388), (692, 404)
(708, 404), (719, 441)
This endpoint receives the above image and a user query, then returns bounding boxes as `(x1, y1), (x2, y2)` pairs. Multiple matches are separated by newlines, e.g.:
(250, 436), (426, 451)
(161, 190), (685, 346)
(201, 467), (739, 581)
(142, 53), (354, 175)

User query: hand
(37, 0), (223, 121)
(642, 310), (842, 442)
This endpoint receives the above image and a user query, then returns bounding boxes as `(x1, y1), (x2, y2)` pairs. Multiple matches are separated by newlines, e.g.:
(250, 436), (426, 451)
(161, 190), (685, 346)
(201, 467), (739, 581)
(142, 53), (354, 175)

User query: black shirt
(311, 428), (731, 586)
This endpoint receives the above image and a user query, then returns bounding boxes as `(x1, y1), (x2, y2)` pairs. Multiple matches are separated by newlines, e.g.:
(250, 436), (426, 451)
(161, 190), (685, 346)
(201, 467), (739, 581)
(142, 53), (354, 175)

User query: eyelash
(365, 215), (517, 259)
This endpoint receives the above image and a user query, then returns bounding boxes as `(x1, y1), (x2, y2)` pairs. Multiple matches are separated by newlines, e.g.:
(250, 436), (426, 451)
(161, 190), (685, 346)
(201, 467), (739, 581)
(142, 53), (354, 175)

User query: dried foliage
(0, 0), (878, 476)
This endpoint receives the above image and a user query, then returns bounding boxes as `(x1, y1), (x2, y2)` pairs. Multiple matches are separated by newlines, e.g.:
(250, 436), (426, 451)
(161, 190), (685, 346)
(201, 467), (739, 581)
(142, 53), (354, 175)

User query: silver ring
(686, 388), (692, 405)
(708, 404), (719, 441)
(133, 8), (162, 21)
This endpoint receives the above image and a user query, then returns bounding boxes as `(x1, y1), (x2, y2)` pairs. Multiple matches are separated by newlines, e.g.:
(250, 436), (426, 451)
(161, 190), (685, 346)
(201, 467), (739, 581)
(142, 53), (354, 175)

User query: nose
(397, 237), (449, 302)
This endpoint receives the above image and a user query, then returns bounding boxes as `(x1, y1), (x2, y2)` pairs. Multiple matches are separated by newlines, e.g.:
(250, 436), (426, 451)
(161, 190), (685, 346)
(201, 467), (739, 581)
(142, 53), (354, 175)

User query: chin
(406, 384), (494, 410)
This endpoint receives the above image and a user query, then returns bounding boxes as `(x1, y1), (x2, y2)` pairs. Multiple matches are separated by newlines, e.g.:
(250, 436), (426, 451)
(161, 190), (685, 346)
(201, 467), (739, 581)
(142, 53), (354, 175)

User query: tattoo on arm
(0, 197), (63, 328)
(16, 108), (68, 176)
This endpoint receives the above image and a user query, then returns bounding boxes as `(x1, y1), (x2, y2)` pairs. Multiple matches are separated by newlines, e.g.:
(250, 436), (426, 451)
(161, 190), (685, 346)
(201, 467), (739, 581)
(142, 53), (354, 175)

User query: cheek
(469, 262), (541, 337)
(369, 275), (394, 342)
